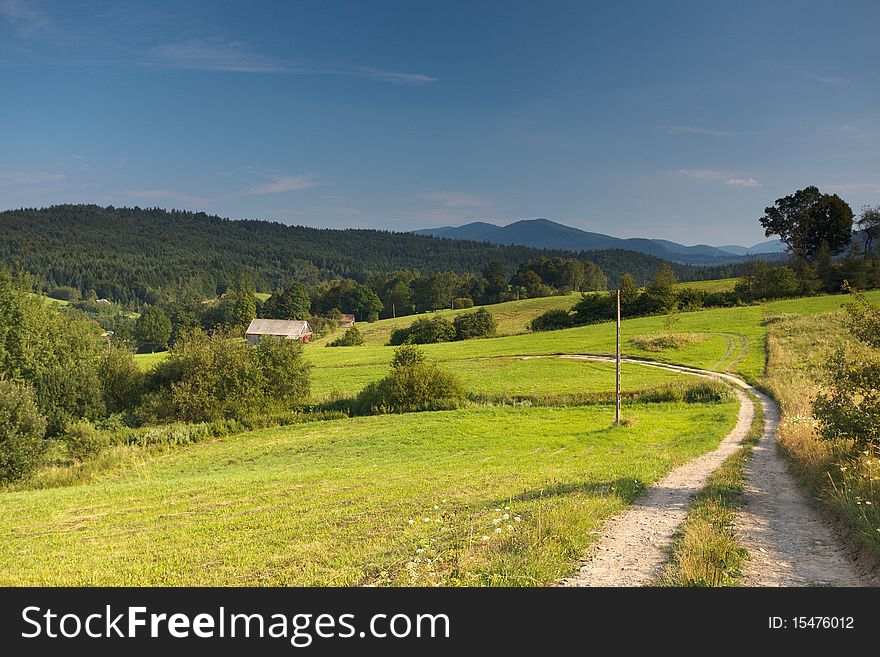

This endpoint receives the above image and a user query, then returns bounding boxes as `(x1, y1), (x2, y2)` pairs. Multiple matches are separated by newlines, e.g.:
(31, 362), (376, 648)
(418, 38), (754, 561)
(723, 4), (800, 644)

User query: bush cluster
(327, 326), (365, 347)
(388, 309), (496, 345)
(355, 346), (466, 414)
(139, 331), (311, 424)
(0, 379), (47, 484)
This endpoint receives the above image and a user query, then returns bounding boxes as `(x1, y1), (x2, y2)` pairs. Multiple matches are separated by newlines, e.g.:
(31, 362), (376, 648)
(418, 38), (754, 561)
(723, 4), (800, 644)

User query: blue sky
(1, 0), (878, 245)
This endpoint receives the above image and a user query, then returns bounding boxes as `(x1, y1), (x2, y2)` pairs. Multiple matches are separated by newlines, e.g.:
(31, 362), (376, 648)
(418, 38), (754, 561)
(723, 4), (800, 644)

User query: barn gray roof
(245, 319), (312, 338)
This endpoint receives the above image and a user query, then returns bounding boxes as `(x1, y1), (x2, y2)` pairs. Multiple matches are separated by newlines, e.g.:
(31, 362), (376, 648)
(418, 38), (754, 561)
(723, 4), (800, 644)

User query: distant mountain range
(413, 218), (786, 265)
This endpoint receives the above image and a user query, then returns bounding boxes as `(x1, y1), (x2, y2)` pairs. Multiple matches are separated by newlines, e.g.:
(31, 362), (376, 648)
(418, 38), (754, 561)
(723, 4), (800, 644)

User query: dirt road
(555, 355), (876, 587)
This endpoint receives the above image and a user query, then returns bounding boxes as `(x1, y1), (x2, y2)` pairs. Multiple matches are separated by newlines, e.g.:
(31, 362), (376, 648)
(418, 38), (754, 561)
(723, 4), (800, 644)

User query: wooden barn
(245, 319), (313, 344)
(338, 314), (356, 328)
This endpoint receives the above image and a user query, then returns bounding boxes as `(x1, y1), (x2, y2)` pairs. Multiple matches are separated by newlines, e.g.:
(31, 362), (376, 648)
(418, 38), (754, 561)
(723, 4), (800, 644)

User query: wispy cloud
(0, 170), (66, 185)
(676, 169), (761, 187)
(661, 125), (734, 138)
(418, 191), (495, 208)
(726, 177), (761, 187)
(354, 67), (437, 86)
(246, 175), (318, 195)
(814, 74), (850, 86)
(0, 0), (49, 36)
(149, 39), (299, 74)
(147, 39), (436, 86)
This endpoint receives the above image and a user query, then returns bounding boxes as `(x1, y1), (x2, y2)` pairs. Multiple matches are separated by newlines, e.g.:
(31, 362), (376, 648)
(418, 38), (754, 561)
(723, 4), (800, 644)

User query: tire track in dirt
(554, 355), (877, 587)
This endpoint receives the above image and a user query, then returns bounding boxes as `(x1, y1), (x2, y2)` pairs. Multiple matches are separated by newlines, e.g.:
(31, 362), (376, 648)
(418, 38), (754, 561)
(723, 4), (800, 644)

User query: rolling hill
(414, 218), (787, 264)
(1, 205), (753, 304)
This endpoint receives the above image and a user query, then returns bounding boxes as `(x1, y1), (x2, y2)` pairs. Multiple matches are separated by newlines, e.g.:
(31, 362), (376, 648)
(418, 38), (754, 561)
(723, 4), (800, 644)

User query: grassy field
(313, 293), (581, 347)
(764, 312), (880, 556)
(0, 401), (737, 586)
(37, 286), (880, 586)
(134, 289), (880, 388)
(674, 278), (739, 293)
(311, 355), (689, 402)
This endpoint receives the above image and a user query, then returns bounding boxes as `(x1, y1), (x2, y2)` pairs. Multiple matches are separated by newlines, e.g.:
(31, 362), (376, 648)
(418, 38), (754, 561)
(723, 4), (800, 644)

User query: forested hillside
(2, 205), (749, 304)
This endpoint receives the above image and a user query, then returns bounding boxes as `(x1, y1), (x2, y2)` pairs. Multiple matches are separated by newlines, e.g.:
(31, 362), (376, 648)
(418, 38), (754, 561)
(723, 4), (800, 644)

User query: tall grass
(765, 313), (880, 556)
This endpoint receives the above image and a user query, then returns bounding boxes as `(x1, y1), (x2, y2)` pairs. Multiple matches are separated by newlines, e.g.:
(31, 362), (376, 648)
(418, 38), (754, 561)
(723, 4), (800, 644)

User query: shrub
(453, 297), (474, 309)
(101, 346), (143, 414)
(637, 380), (733, 404)
(64, 420), (109, 461)
(327, 326), (365, 347)
(355, 346), (466, 414)
(391, 344), (427, 368)
(631, 333), (701, 352)
(453, 308), (496, 340)
(529, 309), (575, 332)
(388, 316), (456, 345)
(813, 289), (880, 448)
(571, 292), (615, 324)
(140, 331), (311, 423)
(0, 379), (47, 484)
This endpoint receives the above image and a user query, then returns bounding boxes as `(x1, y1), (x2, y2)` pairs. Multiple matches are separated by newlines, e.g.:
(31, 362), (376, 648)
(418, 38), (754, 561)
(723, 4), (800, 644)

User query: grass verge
(765, 313), (880, 558)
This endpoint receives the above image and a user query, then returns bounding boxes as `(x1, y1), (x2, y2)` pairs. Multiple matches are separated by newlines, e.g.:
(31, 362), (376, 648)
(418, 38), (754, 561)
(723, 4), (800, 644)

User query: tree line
(2, 204), (755, 309)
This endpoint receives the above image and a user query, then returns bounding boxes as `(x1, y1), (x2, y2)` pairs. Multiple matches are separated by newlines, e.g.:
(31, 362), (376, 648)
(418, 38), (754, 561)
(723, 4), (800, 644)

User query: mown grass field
(674, 277), (739, 293)
(0, 401), (737, 586)
(18, 285), (880, 586)
(135, 289), (880, 391)
(312, 293), (581, 346)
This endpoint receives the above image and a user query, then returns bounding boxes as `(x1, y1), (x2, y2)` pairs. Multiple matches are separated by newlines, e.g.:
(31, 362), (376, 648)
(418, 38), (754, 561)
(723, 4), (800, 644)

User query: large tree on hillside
(759, 186), (853, 262)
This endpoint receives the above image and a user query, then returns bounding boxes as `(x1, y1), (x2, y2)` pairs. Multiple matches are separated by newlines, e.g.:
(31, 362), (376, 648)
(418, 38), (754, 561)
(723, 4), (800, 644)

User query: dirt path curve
(555, 355), (876, 587)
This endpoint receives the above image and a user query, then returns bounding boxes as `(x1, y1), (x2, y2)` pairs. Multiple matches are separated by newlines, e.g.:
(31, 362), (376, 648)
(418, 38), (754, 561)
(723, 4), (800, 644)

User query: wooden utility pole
(616, 287), (621, 426)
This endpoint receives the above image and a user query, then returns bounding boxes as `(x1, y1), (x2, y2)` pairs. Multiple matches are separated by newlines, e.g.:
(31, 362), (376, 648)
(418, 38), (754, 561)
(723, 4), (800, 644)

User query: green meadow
(0, 402), (736, 586)
(10, 286), (880, 586)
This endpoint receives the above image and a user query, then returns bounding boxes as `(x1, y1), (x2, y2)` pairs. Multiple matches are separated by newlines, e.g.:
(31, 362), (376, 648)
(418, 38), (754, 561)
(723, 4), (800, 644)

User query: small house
(245, 318), (313, 344)
(338, 314), (356, 328)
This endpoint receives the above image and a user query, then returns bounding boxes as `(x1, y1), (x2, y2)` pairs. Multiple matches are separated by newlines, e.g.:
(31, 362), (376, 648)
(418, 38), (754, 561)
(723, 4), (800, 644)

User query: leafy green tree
(0, 379), (47, 484)
(618, 273), (640, 310)
(759, 186), (853, 262)
(384, 280), (414, 317)
(165, 301), (202, 346)
(349, 284), (383, 322)
(482, 262), (507, 302)
(253, 337), (312, 407)
(642, 262), (678, 313)
(263, 283), (311, 320)
(391, 344), (427, 368)
(0, 271), (106, 434)
(136, 306), (172, 352)
(582, 260), (608, 291)
(222, 273), (257, 330)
